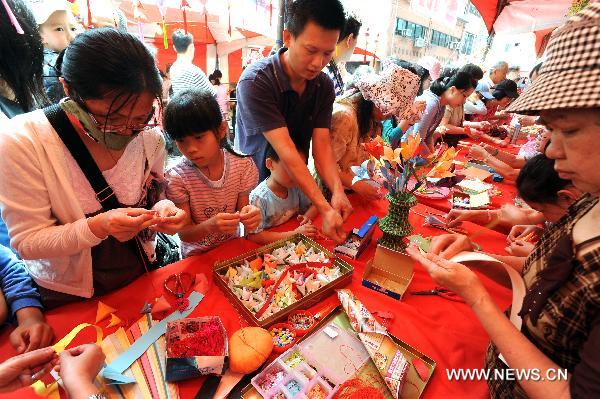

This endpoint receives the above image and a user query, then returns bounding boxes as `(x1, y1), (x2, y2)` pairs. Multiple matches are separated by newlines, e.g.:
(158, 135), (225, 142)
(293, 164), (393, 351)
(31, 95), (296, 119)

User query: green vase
(378, 192), (417, 252)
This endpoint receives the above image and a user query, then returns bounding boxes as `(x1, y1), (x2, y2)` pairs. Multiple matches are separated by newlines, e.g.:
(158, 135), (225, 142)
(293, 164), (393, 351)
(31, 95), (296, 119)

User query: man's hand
(320, 208), (346, 243)
(330, 190), (353, 221)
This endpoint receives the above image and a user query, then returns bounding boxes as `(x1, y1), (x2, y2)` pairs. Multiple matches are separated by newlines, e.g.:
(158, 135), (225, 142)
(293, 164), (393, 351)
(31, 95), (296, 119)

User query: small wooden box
(362, 245), (415, 300)
(213, 234), (354, 328)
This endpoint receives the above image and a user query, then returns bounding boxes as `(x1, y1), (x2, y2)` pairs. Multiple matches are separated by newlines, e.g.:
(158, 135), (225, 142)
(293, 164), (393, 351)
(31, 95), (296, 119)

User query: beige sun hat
(506, 2), (600, 115)
(354, 63), (421, 117)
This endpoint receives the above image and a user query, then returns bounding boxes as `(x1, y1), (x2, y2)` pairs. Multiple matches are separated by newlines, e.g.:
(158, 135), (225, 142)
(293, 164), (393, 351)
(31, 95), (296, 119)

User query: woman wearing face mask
(406, 4), (600, 397)
(402, 71), (476, 152)
(0, 28), (187, 308)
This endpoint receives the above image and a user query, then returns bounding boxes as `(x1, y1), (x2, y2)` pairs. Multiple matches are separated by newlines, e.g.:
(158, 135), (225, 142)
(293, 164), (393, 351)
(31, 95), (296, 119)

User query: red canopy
(471, 0), (508, 33)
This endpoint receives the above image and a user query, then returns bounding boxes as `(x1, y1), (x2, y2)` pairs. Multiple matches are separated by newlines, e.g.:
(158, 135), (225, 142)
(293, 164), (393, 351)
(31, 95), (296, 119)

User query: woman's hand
(0, 347), (58, 392)
(88, 208), (158, 242)
(151, 200), (187, 234)
(428, 234), (475, 259)
(507, 224), (542, 243)
(468, 144), (488, 161)
(406, 245), (488, 306)
(58, 344), (105, 399)
(9, 308), (54, 354)
(351, 180), (381, 202)
(239, 205), (261, 233)
(505, 240), (534, 257)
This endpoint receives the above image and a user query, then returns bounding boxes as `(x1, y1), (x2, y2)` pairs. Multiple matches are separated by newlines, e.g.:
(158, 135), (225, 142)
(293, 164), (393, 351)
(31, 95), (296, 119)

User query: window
(395, 18), (407, 35)
(462, 32), (475, 55)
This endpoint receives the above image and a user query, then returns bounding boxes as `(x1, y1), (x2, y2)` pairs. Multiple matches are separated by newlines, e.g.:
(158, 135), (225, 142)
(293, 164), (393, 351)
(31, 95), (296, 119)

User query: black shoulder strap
(43, 104), (122, 210)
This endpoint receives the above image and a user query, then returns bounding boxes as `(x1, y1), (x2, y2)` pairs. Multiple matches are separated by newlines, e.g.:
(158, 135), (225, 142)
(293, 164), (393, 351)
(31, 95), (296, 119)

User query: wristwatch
(88, 395), (107, 399)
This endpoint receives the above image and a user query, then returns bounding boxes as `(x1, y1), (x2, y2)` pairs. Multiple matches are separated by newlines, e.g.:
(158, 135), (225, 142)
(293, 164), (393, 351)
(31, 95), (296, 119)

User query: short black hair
(286, 0), (345, 37)
(265, 143), (306, 164)
(339, 15), (361, 43)
(459, 63), (484, 81)
(517, 154), (571, 204)
(172, 29), (193, 53)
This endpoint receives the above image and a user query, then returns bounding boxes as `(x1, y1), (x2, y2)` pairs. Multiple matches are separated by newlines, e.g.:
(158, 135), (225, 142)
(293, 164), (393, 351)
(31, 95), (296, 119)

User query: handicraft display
(214, 234), (353, 327)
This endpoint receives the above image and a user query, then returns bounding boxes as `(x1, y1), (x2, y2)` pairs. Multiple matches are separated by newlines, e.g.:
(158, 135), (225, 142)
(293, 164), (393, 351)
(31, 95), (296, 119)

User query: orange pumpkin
(228, 327), (274, 374)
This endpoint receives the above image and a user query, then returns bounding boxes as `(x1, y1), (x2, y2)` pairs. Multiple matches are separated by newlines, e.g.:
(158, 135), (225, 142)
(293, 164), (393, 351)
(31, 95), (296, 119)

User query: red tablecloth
(0, 195), (512, 399)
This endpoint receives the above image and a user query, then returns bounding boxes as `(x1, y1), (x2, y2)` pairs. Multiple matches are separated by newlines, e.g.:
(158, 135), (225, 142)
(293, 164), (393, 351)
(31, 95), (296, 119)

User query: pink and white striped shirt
(166, 150), (258, 257)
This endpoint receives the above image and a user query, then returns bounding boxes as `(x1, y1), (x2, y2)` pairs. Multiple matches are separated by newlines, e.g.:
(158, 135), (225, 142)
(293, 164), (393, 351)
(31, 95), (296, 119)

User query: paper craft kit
(363, 245), (415, 300)
(334, 216), (378, 259)
(214, 234), (354, 328)
(165, 316), (228, 382)
(242, 292), (436, 399)
(451, 189), (491, 209)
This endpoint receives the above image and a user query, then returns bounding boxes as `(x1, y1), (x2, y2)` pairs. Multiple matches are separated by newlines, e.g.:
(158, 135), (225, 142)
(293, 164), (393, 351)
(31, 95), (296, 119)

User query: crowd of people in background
(0, 0), (599, 397)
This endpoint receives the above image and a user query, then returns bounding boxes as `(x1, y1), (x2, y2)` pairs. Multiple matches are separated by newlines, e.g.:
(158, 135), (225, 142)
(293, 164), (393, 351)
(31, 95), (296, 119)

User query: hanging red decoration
(180, 0), (190, 34)
(269, 0), (273, 26)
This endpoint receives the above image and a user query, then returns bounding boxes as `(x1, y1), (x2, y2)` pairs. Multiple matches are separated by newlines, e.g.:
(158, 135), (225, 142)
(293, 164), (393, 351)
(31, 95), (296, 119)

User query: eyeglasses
(87, 106), (158, 135)
(75, 94), (158, 135)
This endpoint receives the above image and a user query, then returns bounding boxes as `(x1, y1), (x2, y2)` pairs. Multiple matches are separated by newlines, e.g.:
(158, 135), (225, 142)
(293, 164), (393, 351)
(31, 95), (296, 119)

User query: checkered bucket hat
(506, 2), (600, 114)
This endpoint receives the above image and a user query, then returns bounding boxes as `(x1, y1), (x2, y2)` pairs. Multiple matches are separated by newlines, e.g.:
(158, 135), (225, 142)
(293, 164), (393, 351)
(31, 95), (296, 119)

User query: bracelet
(88, 395), (107, 399)
(492, 149), (499, 156)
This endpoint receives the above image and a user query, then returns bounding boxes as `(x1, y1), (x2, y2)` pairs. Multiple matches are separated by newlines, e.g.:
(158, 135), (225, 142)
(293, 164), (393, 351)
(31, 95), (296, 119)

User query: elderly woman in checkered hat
(406, 3), (600, 398)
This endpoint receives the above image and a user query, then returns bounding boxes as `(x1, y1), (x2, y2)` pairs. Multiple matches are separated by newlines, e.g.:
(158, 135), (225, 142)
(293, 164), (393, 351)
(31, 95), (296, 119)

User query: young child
(0, 245), (53, 353)
(32, 0), (80, 102)
(249, 146), (319, 245)
(505, 154), (582, 256)
(164, 89), (261, 258)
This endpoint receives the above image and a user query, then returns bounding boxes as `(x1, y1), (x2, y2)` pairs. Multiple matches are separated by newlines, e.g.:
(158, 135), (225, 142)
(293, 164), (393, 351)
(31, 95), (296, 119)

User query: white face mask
(59, 98), (139, 150)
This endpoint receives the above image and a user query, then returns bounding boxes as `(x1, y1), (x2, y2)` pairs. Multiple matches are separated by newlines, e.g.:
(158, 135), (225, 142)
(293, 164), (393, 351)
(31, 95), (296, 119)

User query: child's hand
(297, 214), (312, 226)
(295, 223), (318, 238)
(151, 200), (187, 234)
(239, 205), (261, 232)
(0, 347), (58, 392)
(207, 213), (240, 235)
(9, 308), (54, 354)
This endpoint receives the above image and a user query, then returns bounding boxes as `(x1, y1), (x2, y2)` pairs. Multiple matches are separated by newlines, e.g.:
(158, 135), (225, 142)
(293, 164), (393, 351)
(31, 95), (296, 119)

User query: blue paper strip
(102, 291), (204, 384)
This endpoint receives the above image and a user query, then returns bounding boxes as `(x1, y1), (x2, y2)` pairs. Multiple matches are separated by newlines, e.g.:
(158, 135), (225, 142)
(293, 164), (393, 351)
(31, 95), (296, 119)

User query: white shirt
(0, 110), (165, 297)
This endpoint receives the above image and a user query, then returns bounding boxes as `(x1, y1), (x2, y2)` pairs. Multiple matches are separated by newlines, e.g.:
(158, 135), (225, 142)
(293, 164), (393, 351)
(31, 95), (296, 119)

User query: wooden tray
(213, 234), (354, 328)
(240, 305), (436, 399)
